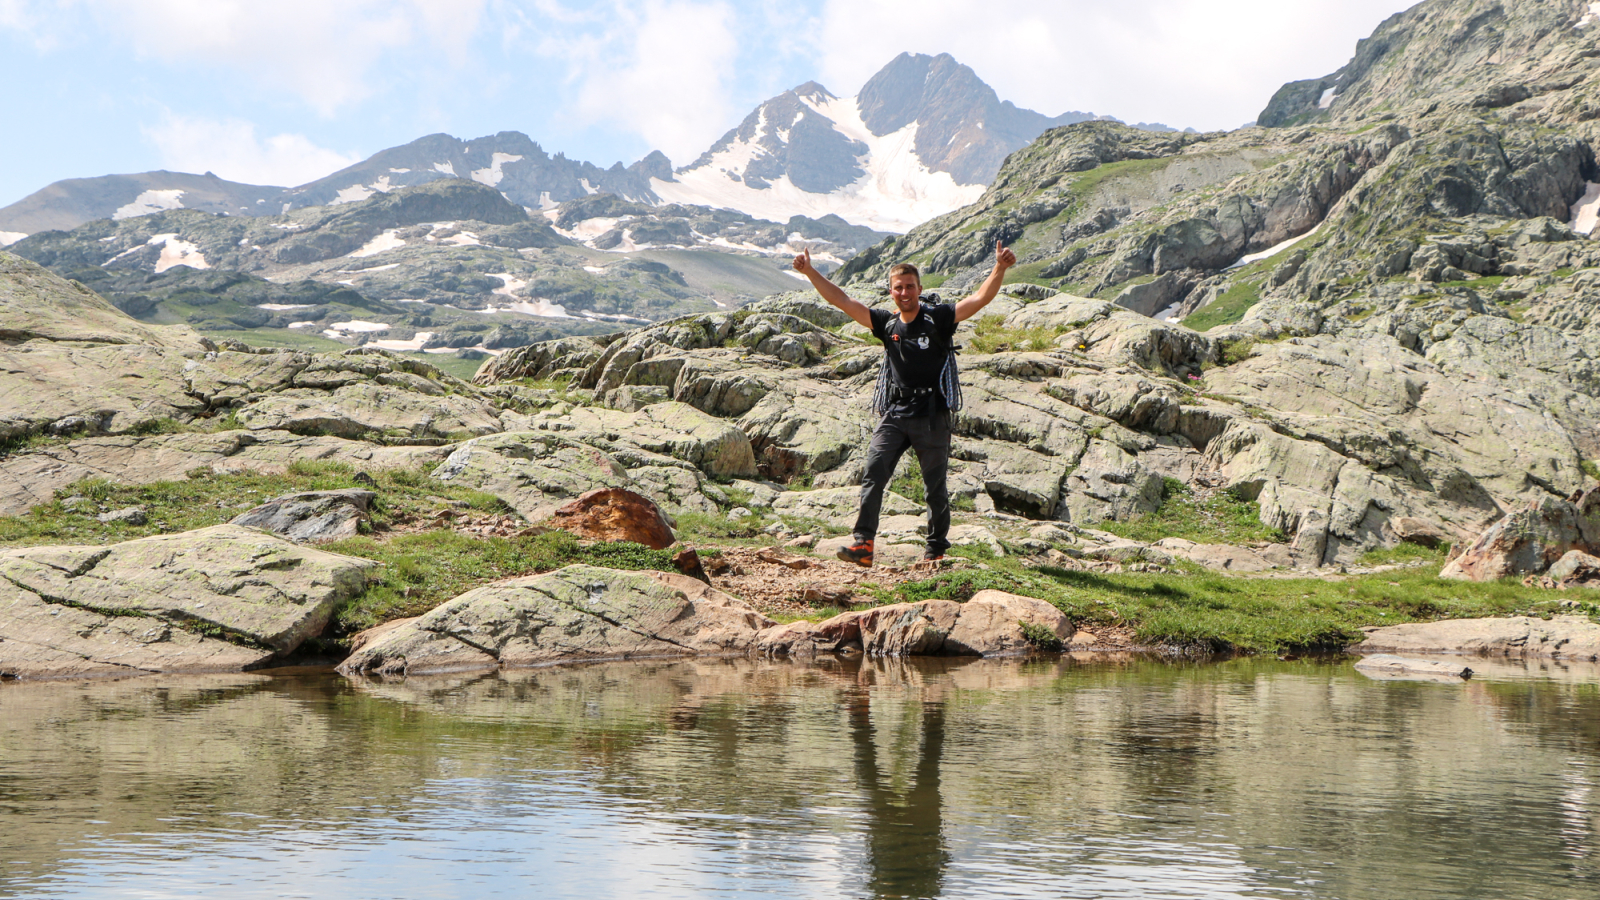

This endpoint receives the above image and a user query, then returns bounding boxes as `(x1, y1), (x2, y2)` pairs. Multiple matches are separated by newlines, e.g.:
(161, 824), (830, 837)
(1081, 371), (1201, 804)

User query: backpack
(869, 294), (962, 416)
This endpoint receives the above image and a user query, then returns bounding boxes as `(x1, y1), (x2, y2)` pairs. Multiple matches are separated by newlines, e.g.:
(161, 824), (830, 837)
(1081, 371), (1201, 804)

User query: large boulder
(1352, 615), (1600, 661)
(338, 566), (775, 676)
(231, 489), (376, 543)
(759, 592), (1072, 658)
(0, 524), (375, 678)
(1441, 489), (1600, 581)
(545, 488), (675, 549)
(236, 382), (504, 441)
(430, 431), (639, 520)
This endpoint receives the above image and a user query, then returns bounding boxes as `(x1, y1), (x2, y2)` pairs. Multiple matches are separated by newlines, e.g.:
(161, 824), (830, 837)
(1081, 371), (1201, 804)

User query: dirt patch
(703, 546), (964, 619)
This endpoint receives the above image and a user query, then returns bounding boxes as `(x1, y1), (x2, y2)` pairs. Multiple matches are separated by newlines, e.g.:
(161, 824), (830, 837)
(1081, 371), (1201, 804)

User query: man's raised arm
(953, 242), (1018, 323)
(793, 248), (873, 329)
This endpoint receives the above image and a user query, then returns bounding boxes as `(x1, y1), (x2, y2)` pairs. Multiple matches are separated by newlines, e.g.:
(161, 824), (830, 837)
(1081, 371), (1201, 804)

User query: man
(792, 242), (1016, 566)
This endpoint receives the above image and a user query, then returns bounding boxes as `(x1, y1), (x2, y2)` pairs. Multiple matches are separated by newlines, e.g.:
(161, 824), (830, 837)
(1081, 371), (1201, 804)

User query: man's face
(889, 272), (921, 315)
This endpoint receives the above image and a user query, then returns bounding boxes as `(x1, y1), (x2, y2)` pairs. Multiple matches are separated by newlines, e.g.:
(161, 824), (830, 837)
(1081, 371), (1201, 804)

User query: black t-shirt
(870, 302), (957, 417)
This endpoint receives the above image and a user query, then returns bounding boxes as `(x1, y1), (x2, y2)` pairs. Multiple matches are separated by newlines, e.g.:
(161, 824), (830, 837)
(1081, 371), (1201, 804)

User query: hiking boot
(921, 549), (946, 562)
(836, 539), (874, 567)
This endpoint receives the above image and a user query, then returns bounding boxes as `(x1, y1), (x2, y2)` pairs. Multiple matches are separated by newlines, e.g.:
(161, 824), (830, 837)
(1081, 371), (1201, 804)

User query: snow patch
(441, 231), (481, 247)
(556, 217), (620, 241)
(583, 266), (607, 274)
(1570, 182), (1600, 235)
(1318, 87), (1337, 110)
(348, 229), (406, 258)
(334, 184), (374, 205)
(580, 179), (599, 195)
(0, 231), (27, 247)
(367, 332), (434, 352)
(1579, 3), (1600, 28)
(272, 222), (304, 230)
(537, 191), (557, 210)
(582, 311), (651, 323)
(480, 300), (573, 319)
(325, 320), (391, 334)
(113, 189), (185, 220)
(434, 161), (457, 175)
(389, 168), (411, 173)
(1225, 225), (1321, 270)
(340, 262), (401, 274)
(653, 94), (983, 232)
(489, 273), (527, 298)
(142, 234), (210, 273)
(287, 322), (315, 329)
(256, 303), (313, 311)
(471, 152), (523, 187)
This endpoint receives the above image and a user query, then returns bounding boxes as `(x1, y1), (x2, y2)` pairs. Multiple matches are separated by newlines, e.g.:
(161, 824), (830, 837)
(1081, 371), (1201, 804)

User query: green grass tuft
(1095, 478), (1285, 545)
(1184, 280), (1261, 333)
(968, 315), (1068, 354)
(326, 529), (677, 633)
(895, 560), (1567, 654)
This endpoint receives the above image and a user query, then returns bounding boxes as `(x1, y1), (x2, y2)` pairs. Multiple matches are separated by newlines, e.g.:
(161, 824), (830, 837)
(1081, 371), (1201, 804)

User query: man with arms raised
(792, 242), (1016, 566)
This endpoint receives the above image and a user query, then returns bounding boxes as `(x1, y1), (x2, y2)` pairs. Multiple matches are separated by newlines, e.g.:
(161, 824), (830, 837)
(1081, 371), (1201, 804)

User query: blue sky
(0, 0), (1419, 209)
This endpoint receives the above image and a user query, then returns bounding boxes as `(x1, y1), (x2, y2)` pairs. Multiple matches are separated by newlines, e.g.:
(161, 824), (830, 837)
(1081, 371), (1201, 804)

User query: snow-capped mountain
(0, 53), (1140, 241)
(654, 53), (1099, 232)
(285, 131), (667, 211)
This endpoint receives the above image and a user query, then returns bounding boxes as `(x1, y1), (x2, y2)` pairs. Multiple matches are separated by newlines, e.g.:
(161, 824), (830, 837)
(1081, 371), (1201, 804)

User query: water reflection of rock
(1, 657), (1597, 897)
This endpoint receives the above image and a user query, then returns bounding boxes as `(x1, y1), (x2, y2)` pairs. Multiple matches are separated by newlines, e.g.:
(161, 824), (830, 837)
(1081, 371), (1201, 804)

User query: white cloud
(77, 0), (486, 115)
(142, 113), (360, 186)
(533, 0), (744, 164)
(815, 0), (1419, 131)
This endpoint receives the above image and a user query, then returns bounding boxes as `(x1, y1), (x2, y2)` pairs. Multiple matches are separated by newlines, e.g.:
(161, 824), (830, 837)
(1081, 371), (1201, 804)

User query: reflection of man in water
(843, 679), (950, 898)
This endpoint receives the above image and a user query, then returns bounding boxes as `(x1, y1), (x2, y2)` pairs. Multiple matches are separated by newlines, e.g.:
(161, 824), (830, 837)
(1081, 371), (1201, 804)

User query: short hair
(888, 263), (921, 282)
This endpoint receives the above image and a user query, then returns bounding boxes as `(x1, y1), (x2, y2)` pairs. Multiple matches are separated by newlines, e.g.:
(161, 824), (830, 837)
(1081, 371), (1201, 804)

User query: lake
(2, 654), (1596, 899)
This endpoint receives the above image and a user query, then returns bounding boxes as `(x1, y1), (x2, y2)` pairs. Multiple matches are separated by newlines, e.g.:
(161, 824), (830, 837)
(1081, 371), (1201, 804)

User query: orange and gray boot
(836, 538), (874, 567)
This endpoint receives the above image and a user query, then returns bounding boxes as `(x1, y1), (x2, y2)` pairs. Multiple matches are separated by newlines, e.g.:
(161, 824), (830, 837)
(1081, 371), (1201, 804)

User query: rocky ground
(6, 0), (1600, 680)
(3, 243), (1596, 681)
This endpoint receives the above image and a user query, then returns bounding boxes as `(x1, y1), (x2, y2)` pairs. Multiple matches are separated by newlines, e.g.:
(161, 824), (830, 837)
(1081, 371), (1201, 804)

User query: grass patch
(0, 460), (503, 548)
(1358, 543), (1448, 567)
(200, 329), (349, 353)
(968, 314), (1068, 354)
(1582, 459), (1600, 483)
(1095, 478), (1286, 545)
(327, 529), (676, 633)
(1215, 338), (1257, 366)
(1183, 280), (1261, 332)
(895, 560), (1565, 654)
(892, 455), (926, 504)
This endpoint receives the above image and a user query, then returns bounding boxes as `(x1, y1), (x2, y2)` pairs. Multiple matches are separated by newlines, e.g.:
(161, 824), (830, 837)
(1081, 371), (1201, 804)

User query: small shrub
(1019, 621), (1065, 651)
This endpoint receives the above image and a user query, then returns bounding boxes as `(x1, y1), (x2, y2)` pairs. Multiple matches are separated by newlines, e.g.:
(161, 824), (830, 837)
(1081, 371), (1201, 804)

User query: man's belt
(889, 386), (936, 401)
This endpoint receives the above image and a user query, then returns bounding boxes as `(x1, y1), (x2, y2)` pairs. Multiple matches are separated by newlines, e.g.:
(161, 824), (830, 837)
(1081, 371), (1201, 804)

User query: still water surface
(1, 655), (1597, 899)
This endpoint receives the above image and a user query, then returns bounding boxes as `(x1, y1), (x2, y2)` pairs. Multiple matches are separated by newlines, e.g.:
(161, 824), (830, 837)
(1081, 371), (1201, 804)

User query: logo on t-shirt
(914, 336), (930, 349)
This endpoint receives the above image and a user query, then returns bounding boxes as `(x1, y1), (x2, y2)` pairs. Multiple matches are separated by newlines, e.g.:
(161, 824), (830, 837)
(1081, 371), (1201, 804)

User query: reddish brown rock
(672, 548), (711, 584)
(545, 487), (675, 549)
(1441, 489), (1600, 582)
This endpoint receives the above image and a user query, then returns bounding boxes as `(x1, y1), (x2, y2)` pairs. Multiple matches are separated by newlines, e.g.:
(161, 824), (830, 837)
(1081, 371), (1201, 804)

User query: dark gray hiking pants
(852, 412), (952, 554)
